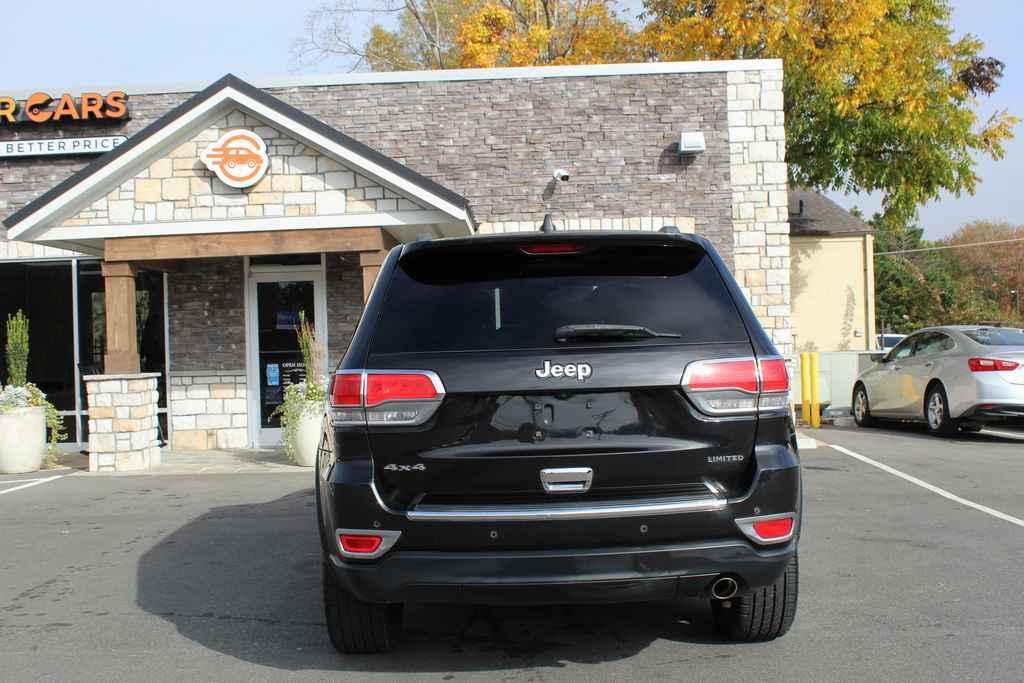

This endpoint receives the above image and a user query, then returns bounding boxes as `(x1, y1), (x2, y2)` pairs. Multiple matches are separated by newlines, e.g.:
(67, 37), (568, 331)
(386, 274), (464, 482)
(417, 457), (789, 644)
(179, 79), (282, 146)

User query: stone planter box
(0, 406), (46, 474)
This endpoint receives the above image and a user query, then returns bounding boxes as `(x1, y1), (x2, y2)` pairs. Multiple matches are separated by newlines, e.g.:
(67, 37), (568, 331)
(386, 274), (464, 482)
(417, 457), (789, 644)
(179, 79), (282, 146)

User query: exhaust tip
(711, 576), (739, 600)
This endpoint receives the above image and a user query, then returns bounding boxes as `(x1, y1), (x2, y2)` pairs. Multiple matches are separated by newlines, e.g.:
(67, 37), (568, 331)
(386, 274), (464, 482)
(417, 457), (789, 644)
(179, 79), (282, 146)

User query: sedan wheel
(925, 384), (956, 437)
(853, 385), (875, 427)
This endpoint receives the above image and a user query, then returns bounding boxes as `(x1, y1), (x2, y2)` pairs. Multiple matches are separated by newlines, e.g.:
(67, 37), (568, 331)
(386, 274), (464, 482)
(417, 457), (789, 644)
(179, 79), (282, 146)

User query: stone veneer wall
(167, 257), (245, 372)
(725, 67), (791, 356)
(61, 113), (423, 228)
(169, 372), (248, 449)
(85, 373), (161, 471)
(326, 254), (365, 364)
(2, 68), (736, 263)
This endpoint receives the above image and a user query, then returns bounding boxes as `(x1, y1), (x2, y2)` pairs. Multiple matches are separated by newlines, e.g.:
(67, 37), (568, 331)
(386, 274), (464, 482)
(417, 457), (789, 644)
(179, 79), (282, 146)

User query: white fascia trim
(4, 60), (784, 99)
(8, 87), (468, 241)
(36, 210), (459, 242)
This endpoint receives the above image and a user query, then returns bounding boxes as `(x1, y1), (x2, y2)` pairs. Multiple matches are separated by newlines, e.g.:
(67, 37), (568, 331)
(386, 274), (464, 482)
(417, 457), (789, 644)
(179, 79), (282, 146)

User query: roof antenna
(660, 225), (680, 234)
(540, 213), (557, 233)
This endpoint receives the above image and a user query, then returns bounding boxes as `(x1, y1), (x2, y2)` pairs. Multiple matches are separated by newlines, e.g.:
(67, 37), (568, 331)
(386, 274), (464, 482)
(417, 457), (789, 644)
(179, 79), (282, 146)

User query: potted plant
(0, 311), (65, 474)
(271, 312), (326, 467)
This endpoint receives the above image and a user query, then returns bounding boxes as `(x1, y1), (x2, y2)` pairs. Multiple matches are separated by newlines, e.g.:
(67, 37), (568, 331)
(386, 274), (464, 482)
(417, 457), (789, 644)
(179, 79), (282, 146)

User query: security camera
(553, 168), (570, 182)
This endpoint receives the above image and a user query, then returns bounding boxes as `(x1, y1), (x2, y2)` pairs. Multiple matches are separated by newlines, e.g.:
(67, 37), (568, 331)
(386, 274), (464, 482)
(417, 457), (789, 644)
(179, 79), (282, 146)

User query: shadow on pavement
(136, 490), (733, 673)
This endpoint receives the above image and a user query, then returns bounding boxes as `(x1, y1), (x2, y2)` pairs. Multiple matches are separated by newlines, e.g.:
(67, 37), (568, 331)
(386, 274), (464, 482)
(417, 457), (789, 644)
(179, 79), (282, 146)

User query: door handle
(891, 365), (902, 371)
(540, 467), (593, 494)
(924, 361), (934, 368)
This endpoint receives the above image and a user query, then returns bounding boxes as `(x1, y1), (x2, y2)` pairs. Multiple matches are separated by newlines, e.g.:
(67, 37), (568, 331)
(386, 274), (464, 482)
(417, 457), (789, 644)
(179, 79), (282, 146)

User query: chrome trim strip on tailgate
(405, 494), (727, 522)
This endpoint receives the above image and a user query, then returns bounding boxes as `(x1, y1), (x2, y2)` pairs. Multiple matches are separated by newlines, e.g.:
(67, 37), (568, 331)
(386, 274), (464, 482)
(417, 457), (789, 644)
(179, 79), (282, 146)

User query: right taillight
(968, 357), (1020, 372)
(681, 356), (790, 415)
(330, 370), (445, 426)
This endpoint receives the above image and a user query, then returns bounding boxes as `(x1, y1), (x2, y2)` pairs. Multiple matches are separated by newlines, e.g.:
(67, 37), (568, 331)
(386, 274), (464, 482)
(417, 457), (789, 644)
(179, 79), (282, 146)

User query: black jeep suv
(316, 231), (801, 653)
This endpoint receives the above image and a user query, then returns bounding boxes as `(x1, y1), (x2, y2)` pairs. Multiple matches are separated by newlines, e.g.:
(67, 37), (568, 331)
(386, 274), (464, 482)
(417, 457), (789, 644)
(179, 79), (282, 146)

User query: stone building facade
(0, 60), (790, 464)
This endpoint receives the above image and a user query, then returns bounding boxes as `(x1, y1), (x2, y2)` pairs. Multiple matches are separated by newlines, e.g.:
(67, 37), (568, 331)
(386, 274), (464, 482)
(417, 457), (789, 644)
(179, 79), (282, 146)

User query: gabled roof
(788, 188), (872, 237)
(4, 74), (472, 246)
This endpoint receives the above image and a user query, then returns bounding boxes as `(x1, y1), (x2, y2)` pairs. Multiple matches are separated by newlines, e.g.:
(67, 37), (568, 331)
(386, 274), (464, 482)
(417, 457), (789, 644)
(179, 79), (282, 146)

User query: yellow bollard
(800, 352), (811, 425)
(810, 352), (821, 428)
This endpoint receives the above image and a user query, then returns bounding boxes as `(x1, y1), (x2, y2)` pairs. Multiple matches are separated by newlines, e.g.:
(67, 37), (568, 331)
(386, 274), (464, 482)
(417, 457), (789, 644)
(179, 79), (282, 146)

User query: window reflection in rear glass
(964, 328), (1024, 346)
(372, 243), (748, 353)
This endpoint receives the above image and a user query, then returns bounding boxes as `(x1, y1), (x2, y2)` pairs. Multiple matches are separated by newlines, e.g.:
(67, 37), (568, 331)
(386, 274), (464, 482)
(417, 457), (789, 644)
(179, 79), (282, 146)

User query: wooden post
(359, 251), (387, 303)
(101, 261), (140, 374)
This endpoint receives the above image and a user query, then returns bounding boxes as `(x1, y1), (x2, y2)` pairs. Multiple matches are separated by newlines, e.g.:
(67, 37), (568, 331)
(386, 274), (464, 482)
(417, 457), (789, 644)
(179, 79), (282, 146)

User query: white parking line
(982, 428), (1024, 441)
(825, 443), (1024, 530)
(0, 474), (64, 497)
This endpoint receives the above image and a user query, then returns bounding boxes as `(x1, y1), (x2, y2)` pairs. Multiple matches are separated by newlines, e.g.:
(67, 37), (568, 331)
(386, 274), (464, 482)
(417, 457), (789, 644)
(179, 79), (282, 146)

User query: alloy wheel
(854, 391), (867, 421)
(927, 392), (945, 431)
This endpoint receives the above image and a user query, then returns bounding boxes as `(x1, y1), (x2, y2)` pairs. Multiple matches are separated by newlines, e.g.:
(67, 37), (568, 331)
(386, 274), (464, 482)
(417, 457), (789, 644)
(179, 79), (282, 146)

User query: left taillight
(330, 370), (445, 426)
(681, 356), (790, 416)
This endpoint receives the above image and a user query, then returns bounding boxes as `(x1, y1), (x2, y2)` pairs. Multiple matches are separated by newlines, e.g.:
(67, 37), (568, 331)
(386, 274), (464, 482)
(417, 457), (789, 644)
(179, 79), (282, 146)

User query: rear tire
(323, 559), (401, 654)
(713, 554), (798, 642)
(925, 384), (957, 437)
(852, 384), (876, 427)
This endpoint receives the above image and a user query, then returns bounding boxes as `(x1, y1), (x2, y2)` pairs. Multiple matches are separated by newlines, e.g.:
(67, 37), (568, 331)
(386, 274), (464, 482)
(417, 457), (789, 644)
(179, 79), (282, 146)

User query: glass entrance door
(247, 265), (326, 447)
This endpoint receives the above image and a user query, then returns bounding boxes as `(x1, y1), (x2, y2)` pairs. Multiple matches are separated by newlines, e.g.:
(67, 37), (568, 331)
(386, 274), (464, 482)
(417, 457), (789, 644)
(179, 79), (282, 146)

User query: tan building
(789, 189), (876, 352)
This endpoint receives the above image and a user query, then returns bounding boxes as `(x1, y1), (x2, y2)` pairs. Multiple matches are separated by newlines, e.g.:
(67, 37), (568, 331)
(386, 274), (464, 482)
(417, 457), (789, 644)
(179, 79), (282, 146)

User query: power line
(875, 236), (1024, 256)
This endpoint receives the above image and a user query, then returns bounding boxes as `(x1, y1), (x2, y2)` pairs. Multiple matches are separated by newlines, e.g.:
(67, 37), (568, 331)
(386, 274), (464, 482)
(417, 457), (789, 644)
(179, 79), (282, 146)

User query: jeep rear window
(370, 240), (748, 353)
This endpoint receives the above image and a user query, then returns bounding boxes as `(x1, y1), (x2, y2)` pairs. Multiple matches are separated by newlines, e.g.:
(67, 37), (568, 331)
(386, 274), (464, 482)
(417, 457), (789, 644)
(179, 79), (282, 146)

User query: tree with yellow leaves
(456, 0), (639, 67)
(640, 0), (1017, 222)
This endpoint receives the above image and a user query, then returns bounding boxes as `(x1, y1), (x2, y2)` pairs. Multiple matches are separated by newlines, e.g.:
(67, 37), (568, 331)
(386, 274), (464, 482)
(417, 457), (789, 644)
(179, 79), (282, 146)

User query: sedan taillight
(330, 370), (445, 426)
(968, 357), (1020, 372)
(681, 356), (790, 415)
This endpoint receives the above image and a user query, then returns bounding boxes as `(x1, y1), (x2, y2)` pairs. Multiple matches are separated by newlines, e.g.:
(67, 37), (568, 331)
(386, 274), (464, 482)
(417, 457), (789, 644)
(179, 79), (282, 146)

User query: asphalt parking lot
(2, 424), (1023, 682)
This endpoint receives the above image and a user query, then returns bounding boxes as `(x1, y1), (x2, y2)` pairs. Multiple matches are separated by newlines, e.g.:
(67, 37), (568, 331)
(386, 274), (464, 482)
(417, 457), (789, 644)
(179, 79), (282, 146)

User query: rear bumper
(328, 538), (796, 605)
(959, 403), (1024, 425)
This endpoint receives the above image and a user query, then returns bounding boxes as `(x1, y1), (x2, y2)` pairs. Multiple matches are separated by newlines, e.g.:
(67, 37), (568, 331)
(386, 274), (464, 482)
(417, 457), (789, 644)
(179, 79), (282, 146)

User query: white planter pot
(291, 405), (323, 468)
(0, 406), (47, 474)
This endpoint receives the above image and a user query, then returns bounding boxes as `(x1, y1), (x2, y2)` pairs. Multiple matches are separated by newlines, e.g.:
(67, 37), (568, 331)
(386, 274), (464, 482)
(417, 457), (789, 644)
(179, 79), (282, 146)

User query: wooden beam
(104, 227), (391, 262)
(358, 239), (397, 303)
(101, 261), (140, 374)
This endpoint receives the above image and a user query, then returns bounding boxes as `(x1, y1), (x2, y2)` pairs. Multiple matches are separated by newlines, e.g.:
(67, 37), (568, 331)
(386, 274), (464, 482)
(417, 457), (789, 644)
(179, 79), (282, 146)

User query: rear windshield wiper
(555, 324), (682, 342)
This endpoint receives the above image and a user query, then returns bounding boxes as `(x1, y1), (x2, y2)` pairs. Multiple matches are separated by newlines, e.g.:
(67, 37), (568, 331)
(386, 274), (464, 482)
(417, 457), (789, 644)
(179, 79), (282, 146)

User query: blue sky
(3, 0), (1020, 238)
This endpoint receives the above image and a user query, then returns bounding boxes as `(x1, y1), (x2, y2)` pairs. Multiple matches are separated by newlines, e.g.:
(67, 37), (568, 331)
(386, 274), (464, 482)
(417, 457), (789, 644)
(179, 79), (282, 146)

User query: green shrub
(5, 310), (29, 387)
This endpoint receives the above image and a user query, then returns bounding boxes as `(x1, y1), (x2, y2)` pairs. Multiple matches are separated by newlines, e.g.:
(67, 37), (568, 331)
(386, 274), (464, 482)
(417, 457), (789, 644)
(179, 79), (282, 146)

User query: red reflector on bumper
(339, 534), (383, 554)
(735, 513), (795, 544)
(751, 517), (794, 540)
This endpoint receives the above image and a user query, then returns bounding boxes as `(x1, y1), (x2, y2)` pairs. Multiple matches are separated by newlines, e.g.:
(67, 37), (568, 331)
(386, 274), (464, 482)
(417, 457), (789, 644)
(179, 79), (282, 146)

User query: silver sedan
(852, 326), (1024, 436)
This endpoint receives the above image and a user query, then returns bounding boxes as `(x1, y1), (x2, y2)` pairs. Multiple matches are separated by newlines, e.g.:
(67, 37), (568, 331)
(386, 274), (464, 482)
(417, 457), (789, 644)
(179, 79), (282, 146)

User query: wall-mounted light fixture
(679, 132), (706, 157)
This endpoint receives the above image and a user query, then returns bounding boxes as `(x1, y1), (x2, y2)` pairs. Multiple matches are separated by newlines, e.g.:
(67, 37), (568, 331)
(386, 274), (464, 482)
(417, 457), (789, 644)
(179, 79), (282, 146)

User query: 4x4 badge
(535, 360), (592, 382)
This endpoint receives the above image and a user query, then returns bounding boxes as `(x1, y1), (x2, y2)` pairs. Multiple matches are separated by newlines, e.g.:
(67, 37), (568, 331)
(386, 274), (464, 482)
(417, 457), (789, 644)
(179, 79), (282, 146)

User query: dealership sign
(0, 91), (129, 124)
(0, 135), (128, 158)
(200, 130), (269, 188)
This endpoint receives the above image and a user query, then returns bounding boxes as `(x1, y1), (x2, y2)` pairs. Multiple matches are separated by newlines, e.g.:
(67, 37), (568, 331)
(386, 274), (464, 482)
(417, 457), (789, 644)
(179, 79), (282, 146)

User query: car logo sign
(535, 360), (592, 382)
(200, 129), (270, 188)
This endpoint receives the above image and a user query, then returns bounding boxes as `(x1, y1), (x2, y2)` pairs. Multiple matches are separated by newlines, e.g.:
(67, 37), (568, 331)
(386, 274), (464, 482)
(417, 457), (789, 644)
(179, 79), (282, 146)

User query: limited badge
(200, 129), (269, 188)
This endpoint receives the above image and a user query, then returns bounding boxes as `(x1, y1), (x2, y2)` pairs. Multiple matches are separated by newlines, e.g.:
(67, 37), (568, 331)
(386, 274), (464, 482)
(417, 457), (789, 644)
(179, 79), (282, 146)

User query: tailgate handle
(540, 467), (593, 494)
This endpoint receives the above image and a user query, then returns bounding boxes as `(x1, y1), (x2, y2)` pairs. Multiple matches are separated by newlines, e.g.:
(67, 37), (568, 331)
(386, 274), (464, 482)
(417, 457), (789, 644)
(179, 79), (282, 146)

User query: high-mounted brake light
(968, 357), (1019, 372)
(520, 243), (582, 255)
(330, 370), (445, 426)
(681, 356), (791, 415)
(735, 513), (795, 544)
